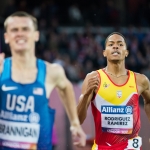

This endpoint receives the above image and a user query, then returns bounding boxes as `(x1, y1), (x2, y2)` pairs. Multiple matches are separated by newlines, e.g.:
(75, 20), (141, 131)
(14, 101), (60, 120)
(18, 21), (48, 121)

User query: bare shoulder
(83, 70), (101, 85)
(45, 61), (66, 83)
(46, 62), (65, 76)
(135, 72), (149, 90)
(45, 61), (71, 89)
(85, 71), (99, 79)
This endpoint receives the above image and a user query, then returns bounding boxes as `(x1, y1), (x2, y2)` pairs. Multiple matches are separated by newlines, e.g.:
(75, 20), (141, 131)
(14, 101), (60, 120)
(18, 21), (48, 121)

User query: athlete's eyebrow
(107, 40), (124, 43)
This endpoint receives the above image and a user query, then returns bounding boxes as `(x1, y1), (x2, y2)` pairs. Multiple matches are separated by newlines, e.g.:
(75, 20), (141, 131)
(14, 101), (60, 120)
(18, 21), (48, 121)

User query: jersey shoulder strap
(37, 59), (46, 85)
(1, 57), (11, 81)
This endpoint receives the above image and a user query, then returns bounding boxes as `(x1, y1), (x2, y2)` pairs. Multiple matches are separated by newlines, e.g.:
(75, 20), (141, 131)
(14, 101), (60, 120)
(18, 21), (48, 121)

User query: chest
(11, 68), (37, 84)
(98, 74), (138, 104)
(106, 75), (143, 95)
(106, 75), (128, 85)
(0, 81), (46, 113)
(11, 69), (56, 99)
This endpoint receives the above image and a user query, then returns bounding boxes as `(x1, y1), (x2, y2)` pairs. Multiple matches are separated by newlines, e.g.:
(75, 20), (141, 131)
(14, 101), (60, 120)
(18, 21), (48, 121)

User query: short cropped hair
(4, 11), (38, 31)
(105, 32), (127, 49)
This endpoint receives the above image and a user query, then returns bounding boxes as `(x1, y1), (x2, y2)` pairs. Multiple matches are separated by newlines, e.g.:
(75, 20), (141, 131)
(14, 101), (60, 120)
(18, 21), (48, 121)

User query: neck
(105, 61), (127, 77)
(12, 52), (36, 69)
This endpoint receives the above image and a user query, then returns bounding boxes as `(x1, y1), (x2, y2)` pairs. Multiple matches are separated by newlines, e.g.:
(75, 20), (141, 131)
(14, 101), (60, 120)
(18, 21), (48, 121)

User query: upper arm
(47, 63), (70, 90)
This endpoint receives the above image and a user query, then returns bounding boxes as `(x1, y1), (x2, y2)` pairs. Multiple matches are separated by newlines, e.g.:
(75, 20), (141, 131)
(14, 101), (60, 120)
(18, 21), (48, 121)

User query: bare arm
(77, 71), (100, 124)
(56, 68), (80, 127)
(139, 74), (150, 121)
(49, 64), (86, 146)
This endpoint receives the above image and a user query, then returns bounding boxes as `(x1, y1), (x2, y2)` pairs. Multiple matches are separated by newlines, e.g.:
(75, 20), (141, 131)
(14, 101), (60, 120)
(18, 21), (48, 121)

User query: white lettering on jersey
(0, 110), (28, 122)
(6, 94), (17, 111)
(101, 106), (124, 113)
(16, 96), (26, 112)
(6, 94), (35, 112)
(25, 96), (34, 112)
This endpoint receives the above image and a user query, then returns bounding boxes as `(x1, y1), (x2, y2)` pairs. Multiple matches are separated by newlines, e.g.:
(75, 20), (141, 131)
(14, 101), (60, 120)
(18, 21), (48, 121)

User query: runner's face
(103, 34), (128, 61)
(4, 16), (39, 53)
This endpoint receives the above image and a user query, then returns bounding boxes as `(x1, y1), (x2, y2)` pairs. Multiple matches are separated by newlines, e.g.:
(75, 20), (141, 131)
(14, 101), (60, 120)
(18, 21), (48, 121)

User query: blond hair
(4, 11), (38, 31)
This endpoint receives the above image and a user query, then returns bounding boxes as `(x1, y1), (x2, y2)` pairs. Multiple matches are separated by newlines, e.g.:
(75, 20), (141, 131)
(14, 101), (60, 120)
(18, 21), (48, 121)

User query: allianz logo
(101, 106), (133, 114)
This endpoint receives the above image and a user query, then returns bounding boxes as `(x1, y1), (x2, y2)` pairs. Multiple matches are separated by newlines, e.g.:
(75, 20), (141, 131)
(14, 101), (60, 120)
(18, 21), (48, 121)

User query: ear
(4, 33), (9, 44)
(34, 31), (40, 42)
(103, 50), (106, 57)
(125, 50), (129, 57)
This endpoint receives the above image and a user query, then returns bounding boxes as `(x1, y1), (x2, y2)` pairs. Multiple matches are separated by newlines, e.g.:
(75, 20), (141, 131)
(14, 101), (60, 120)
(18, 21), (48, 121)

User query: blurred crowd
(1, 0), (150, 83)
(37, 26), (150, 83)
(2, 0), (150, 26)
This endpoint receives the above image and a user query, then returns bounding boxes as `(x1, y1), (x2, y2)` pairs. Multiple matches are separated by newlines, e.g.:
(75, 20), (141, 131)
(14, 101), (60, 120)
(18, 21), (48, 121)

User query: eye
(108, 44), (113, 46)
(11, 28), (18, 32)
(119, 43), (123, 46)
(23, 27), (29, 31)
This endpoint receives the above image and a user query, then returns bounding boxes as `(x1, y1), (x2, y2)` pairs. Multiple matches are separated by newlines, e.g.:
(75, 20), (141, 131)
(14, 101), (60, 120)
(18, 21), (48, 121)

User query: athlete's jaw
(14, 38), (27, 51)
(10, 37), (33, 52)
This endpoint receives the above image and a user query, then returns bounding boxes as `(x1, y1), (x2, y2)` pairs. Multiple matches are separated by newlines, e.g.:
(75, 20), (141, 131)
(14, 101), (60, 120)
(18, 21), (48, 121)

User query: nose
(113, 44), (118, 49)
(16, 30), (25, 37)
(17, 31), (23, 36)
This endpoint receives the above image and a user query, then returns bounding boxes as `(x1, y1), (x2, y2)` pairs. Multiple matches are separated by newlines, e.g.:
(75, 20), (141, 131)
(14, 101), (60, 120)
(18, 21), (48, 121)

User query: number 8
(132, 139), (139, 148)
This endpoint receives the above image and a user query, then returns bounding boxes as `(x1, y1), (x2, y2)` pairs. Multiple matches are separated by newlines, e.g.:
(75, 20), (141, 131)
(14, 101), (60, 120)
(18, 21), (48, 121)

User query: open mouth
(16, 39), (26, 44)
(111, 51), (120, 56)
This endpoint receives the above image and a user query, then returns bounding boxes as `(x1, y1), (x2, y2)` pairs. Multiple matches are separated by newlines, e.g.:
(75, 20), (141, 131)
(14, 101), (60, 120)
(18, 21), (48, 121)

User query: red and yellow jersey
(91, 69), (141, 149)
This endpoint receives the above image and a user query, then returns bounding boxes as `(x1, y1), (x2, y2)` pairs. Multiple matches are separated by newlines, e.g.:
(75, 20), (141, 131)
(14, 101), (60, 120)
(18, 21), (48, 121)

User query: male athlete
(0, 11), (86, 150)
(77, 32), (150, 149)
